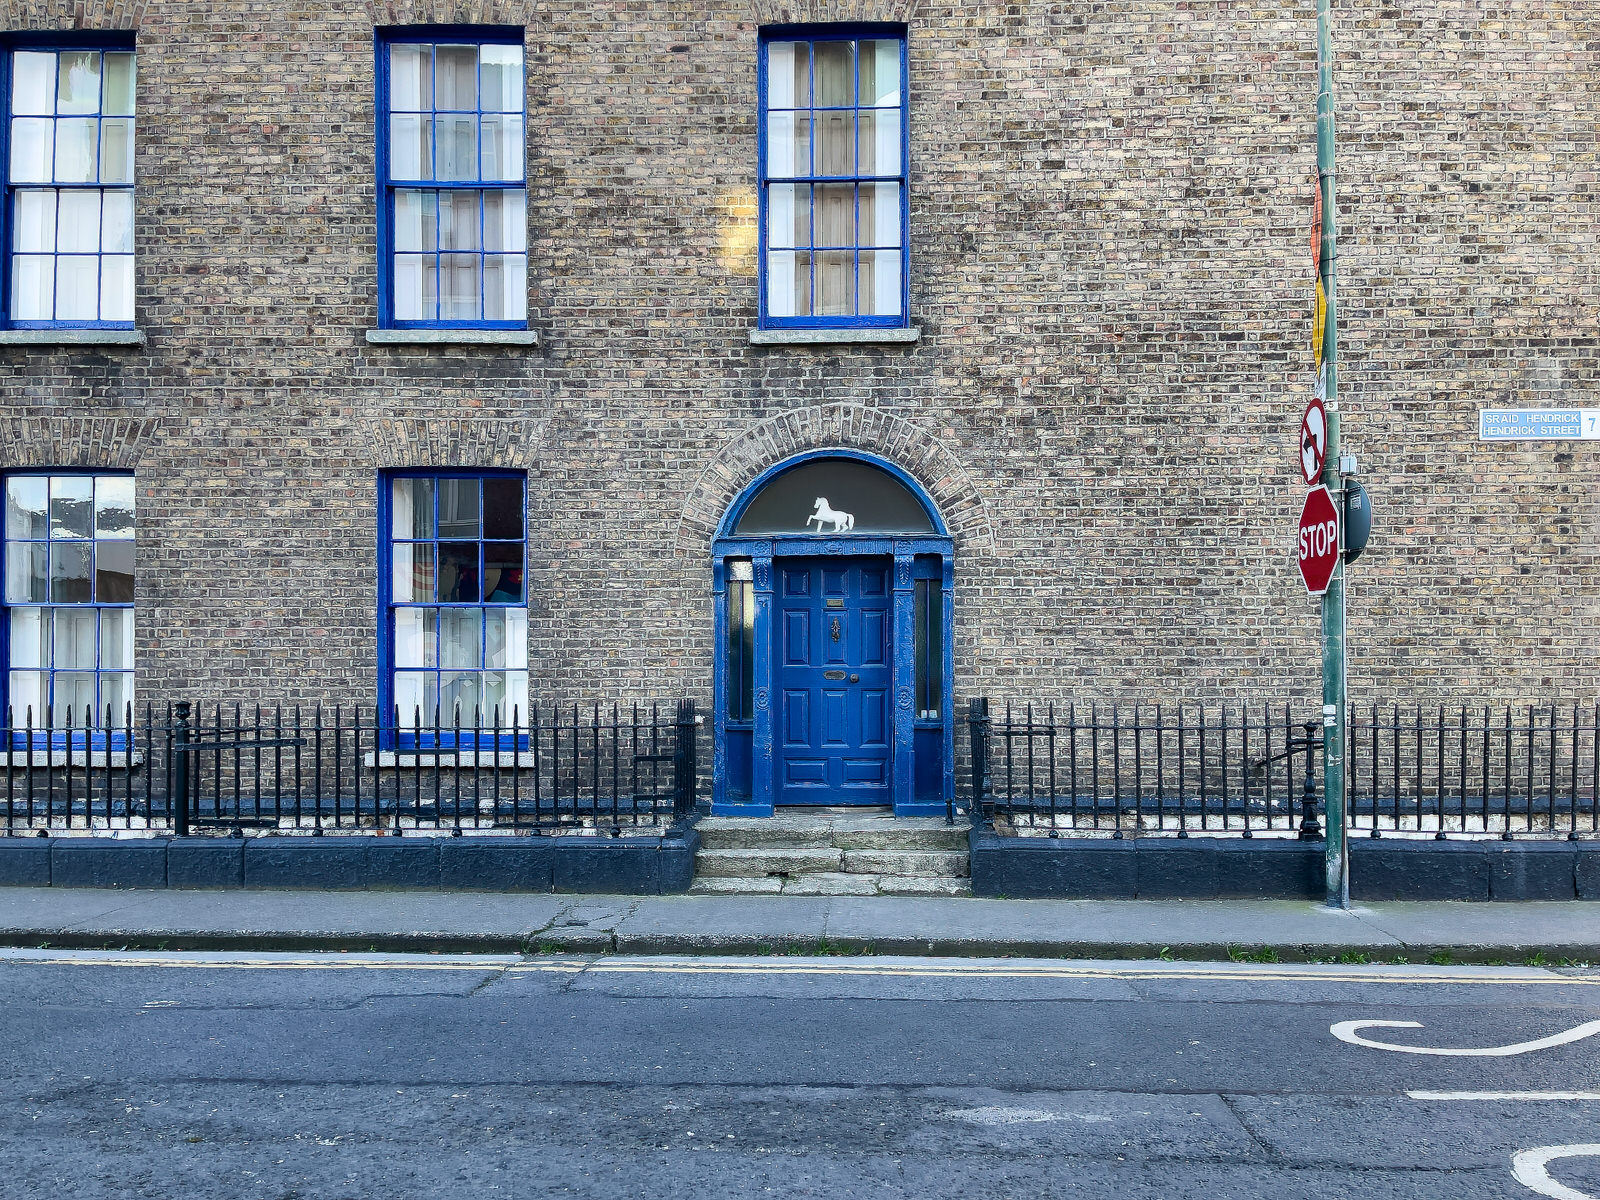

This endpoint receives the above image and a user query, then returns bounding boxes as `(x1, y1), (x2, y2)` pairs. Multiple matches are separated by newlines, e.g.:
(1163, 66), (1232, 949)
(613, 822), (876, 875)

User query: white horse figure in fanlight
(806, 497), (855, 534)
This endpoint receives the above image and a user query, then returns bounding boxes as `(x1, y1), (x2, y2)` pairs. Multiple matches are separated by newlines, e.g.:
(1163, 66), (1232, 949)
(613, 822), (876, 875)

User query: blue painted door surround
(711, 450), (955, 818)
(777, 558), (893, 805)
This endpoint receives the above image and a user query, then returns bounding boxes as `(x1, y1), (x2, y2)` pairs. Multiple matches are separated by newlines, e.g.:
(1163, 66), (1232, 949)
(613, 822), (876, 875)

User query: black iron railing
(1, 700), (699, 837)
(969, 699), (1600, 841)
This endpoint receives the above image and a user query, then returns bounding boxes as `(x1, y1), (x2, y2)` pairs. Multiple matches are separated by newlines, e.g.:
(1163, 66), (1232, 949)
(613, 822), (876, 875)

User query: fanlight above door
(732, 458), (939, 537)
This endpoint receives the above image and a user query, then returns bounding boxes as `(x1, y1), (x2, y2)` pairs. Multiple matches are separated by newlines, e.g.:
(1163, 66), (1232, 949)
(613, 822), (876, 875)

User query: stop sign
(1297, 486), (1340, 595)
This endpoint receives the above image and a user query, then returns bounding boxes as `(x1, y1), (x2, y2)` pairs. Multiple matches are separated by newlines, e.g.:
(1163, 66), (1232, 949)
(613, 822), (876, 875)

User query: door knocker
(830, 616), (841, 643)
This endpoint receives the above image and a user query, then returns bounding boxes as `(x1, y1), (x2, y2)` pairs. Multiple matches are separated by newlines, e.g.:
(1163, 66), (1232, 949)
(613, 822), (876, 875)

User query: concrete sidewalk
(0, 887), (1596, 961)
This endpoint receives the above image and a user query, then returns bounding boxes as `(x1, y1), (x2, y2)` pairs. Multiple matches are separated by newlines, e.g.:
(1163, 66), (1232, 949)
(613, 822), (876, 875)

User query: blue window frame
(2, 471), (135, 744)
(0, 34), (137, 329)
(376, 27), (527, 329)
(758, 25), (908, 329)
(379, 471), (528, 747)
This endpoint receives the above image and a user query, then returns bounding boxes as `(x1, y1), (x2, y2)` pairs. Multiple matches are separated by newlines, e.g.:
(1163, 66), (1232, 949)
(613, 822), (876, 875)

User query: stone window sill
(748, 327), (921, 347)
(0, 751), (145, 768)
(365, 328), (540, 348)
(0, 329), (146, 347)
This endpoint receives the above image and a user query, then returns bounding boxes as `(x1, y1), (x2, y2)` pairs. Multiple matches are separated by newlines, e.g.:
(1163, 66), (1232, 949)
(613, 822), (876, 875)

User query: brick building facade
(0, 0), (1594, 813)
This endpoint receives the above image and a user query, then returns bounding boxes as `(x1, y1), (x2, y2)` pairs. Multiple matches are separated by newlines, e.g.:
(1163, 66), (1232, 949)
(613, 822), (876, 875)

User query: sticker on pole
(1300, 396), (1327, 486)
(1313, 278), (1327, 370)
(1297, 486), (1340, 596)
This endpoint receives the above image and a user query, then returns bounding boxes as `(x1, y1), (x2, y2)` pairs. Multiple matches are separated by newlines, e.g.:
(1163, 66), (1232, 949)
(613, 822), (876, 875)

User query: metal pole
(1317, 0), (1349, 908)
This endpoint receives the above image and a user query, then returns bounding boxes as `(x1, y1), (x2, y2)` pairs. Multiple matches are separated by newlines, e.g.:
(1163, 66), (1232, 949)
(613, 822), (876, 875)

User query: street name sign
(1479, 409), (1600, 441)
(1300, 396), (1327, 486)
(1297, 485), (1339, 596)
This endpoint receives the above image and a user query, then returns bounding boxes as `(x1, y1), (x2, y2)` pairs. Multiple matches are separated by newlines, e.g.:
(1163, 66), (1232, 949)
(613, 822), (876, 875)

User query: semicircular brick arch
(0, 1), (148, 28)
(676, 404), (992, 556)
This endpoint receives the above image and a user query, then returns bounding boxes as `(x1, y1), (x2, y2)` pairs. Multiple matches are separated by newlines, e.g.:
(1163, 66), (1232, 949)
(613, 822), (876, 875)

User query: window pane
(56, 52), (101, 115)
(12, 53), (56, 116)
(14, 189), (56, 251)
(6, 477), (47, 539)
(50, 476), (94, 538)
(767, 183), (808, 249)
(49, 542), (91, 602)
(102, 189), (133, 252)
(8, 608), (46, 668)
(55, 672), (95, 723)
(57, 189), (100, 252)
(8, 671), (44, 722)
(95, 540), (134, 602)
(480, 44), (523, 112)
(99, 118), (134, 184)
(96, 474), (137, 537)
(484, 607), (527, 670)
(438, 542), (479, 602)
(766, 42), (808, 108)
(393, 607), (435, 668)
(10, 255), (53, 319)
(815, 250), (853, 316)
(99, 672), (133, 725)
(389, 114), (432, 180)
(436, 115), (478, 181)
(482, 478), (523, 540)
(55, 256), (100, 321)
(100, 256), (134, 322)
(54, 117), (98, 183)
(391, 477), (434, 539)
(861, 40), (901, 106)
(438, 190), (480, 250)
(439, 253), (481, 321)
(389, 44), (431, 111)
(862, 249), (902, 316)
(813, 41), (853, 106)
(392, 542), (435, 602)
(53, 607), (96, 669)
(394, 671), (436, 723)
(437, 479), (480, 538)
(102, 53), (136, 117)
(484, 542), (524, 602)
(480, 671), (508, 723)
(439, 608), (481, 668)
(394, 189), (436, 251)
(439, 671), (479, 722)
(814, 184), (854, 247)
(502, 671), (528, 721)
(766, 111), (809, 178)
(100, 608), (134, 670)
(858, 110), (901, 176)
(483, 190), (525, 253)
(392, 254), (435, 321)
(815, 111), (852, 176)
(10, 118), (54, 182)
(766, 249), (809, 317)
(435, 45), (478, 110)
(480, 114), (523, 181)
(862, 181), (901, 247)
(5, 542), (46, 603)
(483, 254), (525, 321)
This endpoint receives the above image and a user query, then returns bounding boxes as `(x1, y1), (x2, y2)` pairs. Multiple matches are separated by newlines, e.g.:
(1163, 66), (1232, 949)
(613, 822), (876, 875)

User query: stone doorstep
(697, 814), (968, 853)
(841, 849), (970, 877)
(694, 847), (844, 877)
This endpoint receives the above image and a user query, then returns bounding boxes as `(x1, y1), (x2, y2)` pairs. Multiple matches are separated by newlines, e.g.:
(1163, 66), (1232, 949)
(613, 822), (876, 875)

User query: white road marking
(1408, 1091), (1600, 1102)
(1330, 1018), (1600, 1057)
(1512, 1145), (1600, 1200)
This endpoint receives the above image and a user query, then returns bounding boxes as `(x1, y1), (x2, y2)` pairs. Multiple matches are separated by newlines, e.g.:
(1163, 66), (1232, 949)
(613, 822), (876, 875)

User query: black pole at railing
(968, 697), (991, 827)
(1298, 720), (1323, 840)
(673, 699), (697, 822)
(172, 701), (191, 838)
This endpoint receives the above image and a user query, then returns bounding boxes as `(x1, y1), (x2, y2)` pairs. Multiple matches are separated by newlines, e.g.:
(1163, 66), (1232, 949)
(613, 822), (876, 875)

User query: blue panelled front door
(776, 557), (892, 805)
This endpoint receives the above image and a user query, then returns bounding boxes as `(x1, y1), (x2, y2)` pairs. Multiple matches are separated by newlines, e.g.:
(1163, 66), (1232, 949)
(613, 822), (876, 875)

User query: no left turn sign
(1301, 396), (1327, 486)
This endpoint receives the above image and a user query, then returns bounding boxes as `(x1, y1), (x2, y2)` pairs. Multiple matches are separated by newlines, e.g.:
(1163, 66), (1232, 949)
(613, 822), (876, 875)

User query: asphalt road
(1, 950), (1597, 1199)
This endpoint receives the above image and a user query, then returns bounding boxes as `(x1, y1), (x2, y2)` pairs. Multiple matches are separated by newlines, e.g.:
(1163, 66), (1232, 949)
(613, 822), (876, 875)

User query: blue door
(776, 557), (893, 805)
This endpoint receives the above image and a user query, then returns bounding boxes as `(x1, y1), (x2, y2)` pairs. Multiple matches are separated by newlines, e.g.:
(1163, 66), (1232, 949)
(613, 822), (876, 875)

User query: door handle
(849, 674), (859, 683)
